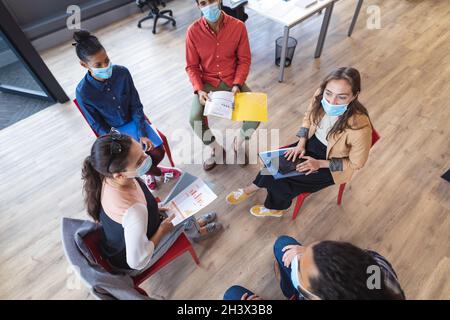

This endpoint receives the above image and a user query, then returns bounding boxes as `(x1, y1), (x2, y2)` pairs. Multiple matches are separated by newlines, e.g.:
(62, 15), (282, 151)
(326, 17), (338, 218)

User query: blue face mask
(124, 155), (153, 178)
(201, 3), (221, 23)
(135, 155), (153, 177)
(291, 255), (301, 293)
(321, 97), (348, 116)
(91, 62), (113, 79)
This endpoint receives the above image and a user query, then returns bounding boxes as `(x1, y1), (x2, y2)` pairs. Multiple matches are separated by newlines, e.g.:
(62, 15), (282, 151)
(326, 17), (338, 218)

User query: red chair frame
(287, 129), (380, 220)
(73, 99), (175, 167)
(83, 229), (199, 297)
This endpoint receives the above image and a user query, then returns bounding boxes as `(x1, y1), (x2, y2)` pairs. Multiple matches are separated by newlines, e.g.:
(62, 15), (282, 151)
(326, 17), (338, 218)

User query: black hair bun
(73, 30), (92, 44)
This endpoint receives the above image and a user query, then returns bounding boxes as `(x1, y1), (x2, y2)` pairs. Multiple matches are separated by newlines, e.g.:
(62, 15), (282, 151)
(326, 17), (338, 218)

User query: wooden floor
(1, 0), (449, 300)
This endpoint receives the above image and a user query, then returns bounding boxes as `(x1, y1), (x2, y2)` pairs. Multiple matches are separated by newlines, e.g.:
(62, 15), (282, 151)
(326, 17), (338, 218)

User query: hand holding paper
(163, 173), (217, 226)
(203, 91), (268, 122)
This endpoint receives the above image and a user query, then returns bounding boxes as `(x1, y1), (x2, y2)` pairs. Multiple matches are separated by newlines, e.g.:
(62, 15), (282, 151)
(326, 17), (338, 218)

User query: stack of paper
(204, 91), (235, 119)
(203, 91), (268, 122)
(163, 173), (217, 226)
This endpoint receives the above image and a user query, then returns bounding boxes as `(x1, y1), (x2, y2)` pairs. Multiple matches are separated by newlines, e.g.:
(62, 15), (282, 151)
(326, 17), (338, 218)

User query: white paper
(165, 178), (218, 226)
(203, 91), (235, 119)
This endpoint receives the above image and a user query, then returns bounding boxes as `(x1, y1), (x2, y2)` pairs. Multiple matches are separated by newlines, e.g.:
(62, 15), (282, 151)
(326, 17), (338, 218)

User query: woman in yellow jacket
(226, 67), (373, 217)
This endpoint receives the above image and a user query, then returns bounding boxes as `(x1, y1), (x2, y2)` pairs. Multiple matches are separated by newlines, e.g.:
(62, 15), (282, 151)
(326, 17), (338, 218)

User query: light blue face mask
(321, 97), (348, 116)
(91, 62), (113, 79)
(136, 155), (153, 177)
(291, 255), (301, 293)
(131, 155), (153, 177)
(201, 3), (221, 23)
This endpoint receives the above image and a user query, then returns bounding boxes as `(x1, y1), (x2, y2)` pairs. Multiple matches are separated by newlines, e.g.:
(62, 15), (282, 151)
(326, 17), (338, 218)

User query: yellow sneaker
(226, 188), (251, 205)
(250, 205), (284, 218)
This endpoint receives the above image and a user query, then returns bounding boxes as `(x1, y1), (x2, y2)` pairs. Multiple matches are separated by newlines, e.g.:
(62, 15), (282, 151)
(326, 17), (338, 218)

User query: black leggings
(253, 135), (334, 210)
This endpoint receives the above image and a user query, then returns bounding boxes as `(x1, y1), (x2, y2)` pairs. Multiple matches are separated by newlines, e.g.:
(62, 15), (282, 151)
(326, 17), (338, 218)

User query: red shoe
(144, 175), (157, 190)
(159, 166), (182, 182)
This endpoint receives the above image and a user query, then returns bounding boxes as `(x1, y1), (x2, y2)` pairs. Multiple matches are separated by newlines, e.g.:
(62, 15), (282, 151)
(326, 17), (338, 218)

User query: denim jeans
(223, 285), (255, 300)
(223, 236), (303, 300)
(273, 235), (302, 299)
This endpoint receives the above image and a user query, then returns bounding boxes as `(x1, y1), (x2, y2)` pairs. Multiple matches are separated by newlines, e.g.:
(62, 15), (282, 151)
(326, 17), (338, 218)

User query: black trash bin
(275, 36), (298, 67)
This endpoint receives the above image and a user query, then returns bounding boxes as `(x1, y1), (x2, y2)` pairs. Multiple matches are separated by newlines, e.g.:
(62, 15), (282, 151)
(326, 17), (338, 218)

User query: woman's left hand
(296, 156), (321, 175)
(241, 293), (262, 300)
(282, 245), (305, 268)
(140, 137), (154, 152)
(158, 205), (169, 212)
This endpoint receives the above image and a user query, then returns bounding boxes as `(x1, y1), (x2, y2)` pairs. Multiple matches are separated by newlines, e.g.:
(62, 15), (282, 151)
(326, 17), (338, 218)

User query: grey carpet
(0, 61), (54, 130)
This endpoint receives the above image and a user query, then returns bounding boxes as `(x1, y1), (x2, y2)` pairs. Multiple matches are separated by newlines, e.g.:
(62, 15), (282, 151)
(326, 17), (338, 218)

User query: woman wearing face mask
(226, 67), (373, 217)
(74, 30), (181, 190)
(81, 132), (222, 272)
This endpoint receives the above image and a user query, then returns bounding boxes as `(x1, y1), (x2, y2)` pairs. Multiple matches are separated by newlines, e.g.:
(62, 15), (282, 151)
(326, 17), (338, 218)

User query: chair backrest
(83, 229), (113, 273)
(371, 128), (380, 147)
(73, 98), (166, 141)
(73, 99), (100, 137)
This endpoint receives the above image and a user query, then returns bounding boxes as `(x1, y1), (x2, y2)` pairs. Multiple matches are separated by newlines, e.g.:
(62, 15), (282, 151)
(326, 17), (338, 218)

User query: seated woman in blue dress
(74, 30), (180, 190)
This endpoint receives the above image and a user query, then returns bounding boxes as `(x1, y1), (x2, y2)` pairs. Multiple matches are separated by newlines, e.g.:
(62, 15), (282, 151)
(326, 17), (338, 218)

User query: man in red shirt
(186, 0), (260, 171)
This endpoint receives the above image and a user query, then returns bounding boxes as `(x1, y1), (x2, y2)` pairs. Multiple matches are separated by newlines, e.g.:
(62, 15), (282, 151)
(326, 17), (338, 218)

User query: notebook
(115, 120), (163, 147)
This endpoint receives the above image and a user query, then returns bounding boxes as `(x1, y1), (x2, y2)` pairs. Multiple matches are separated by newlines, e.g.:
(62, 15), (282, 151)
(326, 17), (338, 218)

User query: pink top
(100, 179), (147, 224)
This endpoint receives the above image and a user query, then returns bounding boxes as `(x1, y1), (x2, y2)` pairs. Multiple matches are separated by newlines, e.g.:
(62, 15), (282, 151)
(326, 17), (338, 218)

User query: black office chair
(136, 0), (176, 34)
(220, 0), (248, 23)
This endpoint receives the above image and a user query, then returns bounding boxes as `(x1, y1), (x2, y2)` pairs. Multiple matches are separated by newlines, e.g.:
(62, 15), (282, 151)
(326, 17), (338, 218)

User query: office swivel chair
(136, 0), (176, 34)
(222, 1), (248, 22)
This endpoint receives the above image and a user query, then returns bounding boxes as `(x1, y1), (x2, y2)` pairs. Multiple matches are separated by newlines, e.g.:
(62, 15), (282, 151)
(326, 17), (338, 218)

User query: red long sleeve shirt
(185, 12), (251, 93)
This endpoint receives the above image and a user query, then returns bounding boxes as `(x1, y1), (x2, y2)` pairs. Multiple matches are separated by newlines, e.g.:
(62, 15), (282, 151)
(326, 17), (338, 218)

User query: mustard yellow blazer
(300, 103), (373, 184)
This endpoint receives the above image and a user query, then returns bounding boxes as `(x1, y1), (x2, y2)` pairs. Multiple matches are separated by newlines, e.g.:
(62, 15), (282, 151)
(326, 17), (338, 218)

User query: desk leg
(278, 26), (290, 83)
(314, 2), (334, 59)
(348, 0), (364, 37)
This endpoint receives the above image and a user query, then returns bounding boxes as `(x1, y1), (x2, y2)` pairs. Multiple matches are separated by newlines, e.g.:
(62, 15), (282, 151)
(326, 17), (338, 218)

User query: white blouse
(314, 114), (339, 146)
(122, 203), (155, 270)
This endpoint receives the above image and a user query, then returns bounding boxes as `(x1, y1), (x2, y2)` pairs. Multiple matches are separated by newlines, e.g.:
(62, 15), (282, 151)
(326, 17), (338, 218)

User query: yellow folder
(232, 92), (268, 122)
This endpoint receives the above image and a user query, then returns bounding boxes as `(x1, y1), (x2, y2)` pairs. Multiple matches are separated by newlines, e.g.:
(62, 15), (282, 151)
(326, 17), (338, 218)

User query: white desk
(246, 0), (364, 82)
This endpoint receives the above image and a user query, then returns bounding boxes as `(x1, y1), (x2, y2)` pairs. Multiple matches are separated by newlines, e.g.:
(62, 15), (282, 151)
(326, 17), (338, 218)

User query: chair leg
(163, 138), (175, 167)
(160, 9), (173, 16)
(156, 130), (175, 167)
(292, 193), (311, 220)
(159, 13), (176, 26)
(152, 15), (159, 34)
(337, 183), (346, 205)
(188, 246), (200, 265)
(135, 286), (149, 297)
(137, 14), (153, 28)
